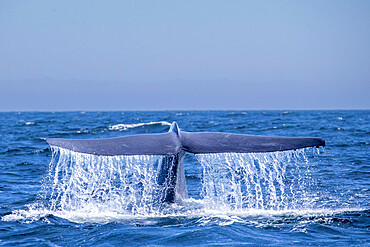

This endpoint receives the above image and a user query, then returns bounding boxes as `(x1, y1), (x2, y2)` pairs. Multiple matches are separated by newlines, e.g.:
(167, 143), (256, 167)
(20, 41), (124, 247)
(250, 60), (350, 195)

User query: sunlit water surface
(0, 111), (368, 246)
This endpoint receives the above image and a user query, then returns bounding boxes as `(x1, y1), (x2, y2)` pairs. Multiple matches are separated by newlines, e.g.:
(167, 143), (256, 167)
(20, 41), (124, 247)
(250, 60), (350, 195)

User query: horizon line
(0, 108), (369, 113)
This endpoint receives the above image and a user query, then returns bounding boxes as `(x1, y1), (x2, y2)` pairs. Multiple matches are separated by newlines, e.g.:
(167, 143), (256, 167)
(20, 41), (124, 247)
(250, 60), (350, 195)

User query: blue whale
(46, 122), (325, 203)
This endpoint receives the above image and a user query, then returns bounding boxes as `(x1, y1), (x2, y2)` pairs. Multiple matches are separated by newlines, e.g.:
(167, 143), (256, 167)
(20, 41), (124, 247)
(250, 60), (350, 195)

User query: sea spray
(196, 149), (318, 211)
(35, 147), (321, 219)
(40, 147), (165, 215)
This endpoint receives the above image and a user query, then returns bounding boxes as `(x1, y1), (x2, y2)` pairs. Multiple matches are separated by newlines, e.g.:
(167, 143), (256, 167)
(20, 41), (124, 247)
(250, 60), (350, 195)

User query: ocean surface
(0, 111), (368, 246)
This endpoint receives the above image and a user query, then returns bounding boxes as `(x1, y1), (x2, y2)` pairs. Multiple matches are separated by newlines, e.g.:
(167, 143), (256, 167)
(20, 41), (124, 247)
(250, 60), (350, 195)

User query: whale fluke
(46, 122), (325, 203)
(180, 132), (325, 154)
(47, 132), (181, 156)
(46, 122), (325, 156)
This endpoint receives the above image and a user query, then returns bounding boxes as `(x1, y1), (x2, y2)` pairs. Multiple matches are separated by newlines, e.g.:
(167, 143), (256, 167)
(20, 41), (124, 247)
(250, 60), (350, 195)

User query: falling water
(38, 147), (320, 219)
(196, 149), (318, 212)
(40, 147), (166, 215)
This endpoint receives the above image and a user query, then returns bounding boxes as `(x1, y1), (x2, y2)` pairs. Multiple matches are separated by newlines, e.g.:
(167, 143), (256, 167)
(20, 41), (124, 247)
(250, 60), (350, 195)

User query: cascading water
(34, 147), (321, 221)
(41, 147), (166, 215)
(196, 149), (318, 212)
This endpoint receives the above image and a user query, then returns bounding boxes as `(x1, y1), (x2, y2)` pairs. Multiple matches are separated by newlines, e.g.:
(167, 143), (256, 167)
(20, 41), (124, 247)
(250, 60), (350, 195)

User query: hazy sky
(1, 0), (369, 110)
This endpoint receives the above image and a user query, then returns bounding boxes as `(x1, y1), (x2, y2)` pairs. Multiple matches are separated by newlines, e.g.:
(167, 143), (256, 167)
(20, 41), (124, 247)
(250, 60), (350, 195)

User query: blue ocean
(0, 111), (368, 246)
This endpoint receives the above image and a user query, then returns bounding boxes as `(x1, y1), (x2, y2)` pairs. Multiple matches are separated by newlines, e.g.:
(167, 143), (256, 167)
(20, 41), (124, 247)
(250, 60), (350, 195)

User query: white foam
(1, 203), (50, 223)
(108, 121), (172, 131)
(2, 201), (364, 224)
(20, 120), (35, 125)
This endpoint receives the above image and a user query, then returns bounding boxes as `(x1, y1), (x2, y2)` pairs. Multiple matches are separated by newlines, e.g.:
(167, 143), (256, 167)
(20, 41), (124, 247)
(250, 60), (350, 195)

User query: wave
(19, 120), (36, 125)
(108, 121), (172, 131)
(2, 201), (366, 225)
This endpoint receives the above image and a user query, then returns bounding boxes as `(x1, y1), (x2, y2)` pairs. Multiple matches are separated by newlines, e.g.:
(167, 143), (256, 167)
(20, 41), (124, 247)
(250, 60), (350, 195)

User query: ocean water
(0, 110), (368, 246)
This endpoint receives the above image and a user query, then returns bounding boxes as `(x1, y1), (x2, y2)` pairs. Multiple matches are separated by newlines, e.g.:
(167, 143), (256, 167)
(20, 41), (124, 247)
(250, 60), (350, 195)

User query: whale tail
(46, 121), (325, 203)
(46, 121), (325, 156)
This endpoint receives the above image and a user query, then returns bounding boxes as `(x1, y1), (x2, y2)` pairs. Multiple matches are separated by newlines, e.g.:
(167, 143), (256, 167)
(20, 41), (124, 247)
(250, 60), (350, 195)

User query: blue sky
(0, 0), (369, 110)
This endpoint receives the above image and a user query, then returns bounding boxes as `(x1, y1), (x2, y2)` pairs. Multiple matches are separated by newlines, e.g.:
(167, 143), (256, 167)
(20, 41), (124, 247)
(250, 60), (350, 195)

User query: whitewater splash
(40, 147), (166, 215)
(3, 147), (327, 223)
(108, 121), (172, 131)
(196, 150), (316, 211)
